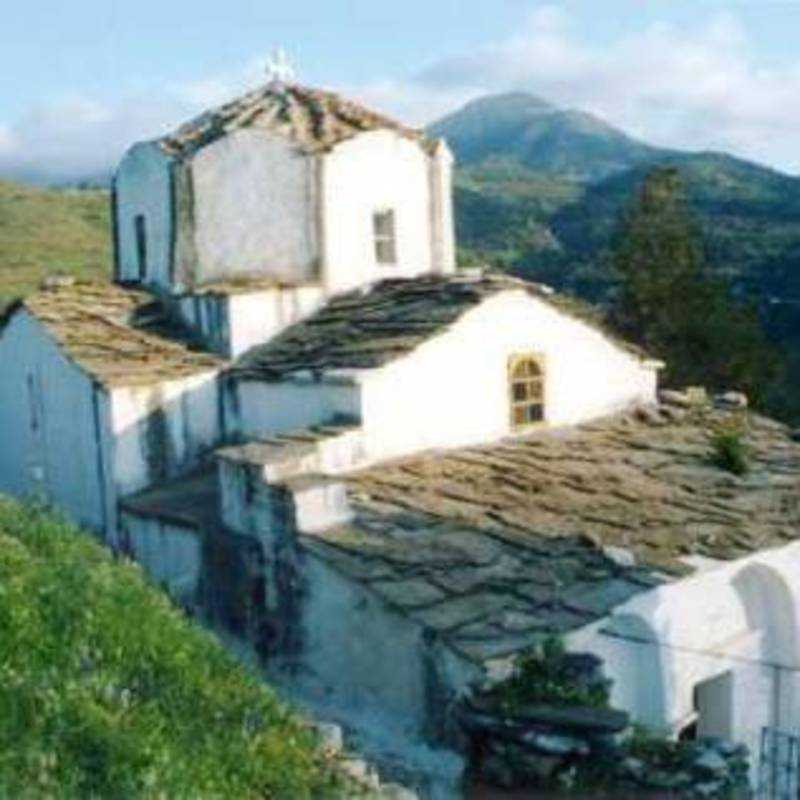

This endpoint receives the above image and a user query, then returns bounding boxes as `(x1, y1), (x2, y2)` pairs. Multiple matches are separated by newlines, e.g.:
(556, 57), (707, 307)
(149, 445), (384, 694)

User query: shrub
(709, 418), (751, 475)
(625, 724), (693, 771)
(493, 636), (610, 713)
(0, 497), (351, 798)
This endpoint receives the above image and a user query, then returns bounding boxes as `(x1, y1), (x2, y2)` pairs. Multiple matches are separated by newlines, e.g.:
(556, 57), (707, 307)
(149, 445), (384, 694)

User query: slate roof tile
(159, 83), (435, 159)
(16, 281), (223, 387)
(231, 273), (649, 381)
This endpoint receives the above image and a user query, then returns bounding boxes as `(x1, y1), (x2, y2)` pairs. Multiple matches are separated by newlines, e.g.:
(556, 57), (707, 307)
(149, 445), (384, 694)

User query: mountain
(428, 92), (800, 420)
(0, 180), (110, 309)
(429, 92), (663, 183)
(428, 91), (800, 298)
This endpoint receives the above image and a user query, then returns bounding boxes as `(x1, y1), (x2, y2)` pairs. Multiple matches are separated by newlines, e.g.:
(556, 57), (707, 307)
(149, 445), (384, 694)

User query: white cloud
(399, 7), (800, 174)
(0, 124), (15, 156)
(0, 53), (276, 183)
(1, 10), (799, 182)
(0, 91), (203, 183)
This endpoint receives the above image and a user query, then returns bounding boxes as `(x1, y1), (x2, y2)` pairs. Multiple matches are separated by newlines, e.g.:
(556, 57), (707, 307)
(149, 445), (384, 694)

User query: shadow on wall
(605, 613), (668, 730)
(111, 371), (227, 498)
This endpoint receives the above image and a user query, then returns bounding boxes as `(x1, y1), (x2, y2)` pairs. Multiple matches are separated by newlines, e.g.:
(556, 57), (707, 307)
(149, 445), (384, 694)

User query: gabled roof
(10, 281), (222, 387)
(159, 82), (436, 159)
(230, 272), (649, 381)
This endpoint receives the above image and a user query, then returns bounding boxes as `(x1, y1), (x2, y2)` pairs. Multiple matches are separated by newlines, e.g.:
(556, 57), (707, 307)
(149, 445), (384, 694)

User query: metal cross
(266, 48), (296, 86)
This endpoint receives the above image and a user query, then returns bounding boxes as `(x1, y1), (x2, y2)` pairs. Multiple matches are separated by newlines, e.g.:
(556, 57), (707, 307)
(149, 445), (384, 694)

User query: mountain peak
(458, 92), (557, 116)
(428, 91), (662, 182)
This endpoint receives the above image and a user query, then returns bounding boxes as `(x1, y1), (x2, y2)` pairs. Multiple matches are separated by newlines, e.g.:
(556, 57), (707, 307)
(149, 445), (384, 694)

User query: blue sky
(2, 1), (800, 180)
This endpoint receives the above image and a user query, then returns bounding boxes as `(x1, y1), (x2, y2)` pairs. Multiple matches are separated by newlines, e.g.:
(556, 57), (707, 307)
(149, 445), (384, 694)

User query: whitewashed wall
(109, 370), (221, 497)
(430, 141), (457, 275)
(322, 130), (436, 293)
(568, 541), (800, 779)
(175, 285), (325, 358)
(359, 290), (659, 462)
(115, 142), (174, 287)
(227, 379), (361, 441)
(218, 459), (475, 796)
(0, 312), (113, 532)
(227, 286), (325, 357)
(191, 130), (319, 285)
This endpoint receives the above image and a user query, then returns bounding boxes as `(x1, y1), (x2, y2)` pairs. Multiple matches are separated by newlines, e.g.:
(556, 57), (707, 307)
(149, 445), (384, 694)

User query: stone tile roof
(120, 469), (219, 530)
(159, 82), (435, 159)
(300, 399), (800, 663)
(348, 402), (800, 570)
(300, 511), (662, 665)
(17, 281), (223, 386)
(231, 273), (649, 381)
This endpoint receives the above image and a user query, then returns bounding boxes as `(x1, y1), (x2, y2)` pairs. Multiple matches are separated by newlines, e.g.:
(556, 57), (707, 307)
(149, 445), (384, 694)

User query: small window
(509, 355), (545, 430)
(134, 214), (147, 281)
(373, 210), (397, 265)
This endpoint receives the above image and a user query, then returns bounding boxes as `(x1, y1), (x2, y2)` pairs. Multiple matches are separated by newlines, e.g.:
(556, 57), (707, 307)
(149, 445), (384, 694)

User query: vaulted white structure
(114, 84), (455, 299)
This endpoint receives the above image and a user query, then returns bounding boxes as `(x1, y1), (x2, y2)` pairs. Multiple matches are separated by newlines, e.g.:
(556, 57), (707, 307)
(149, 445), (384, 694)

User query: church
(0, 72), (798, 797)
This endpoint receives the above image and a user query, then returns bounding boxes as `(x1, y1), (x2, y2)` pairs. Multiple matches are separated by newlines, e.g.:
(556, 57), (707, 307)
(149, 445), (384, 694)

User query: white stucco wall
(115, 141), (174, 287)
(191, 130), (319, 286)
(227, 379), (361, 441)
(358, 290), (659, 462)
(119, 512), (202, 607)
(322, 130), (436, 293)
(218, 458), (475, 796)
(109, 370), (222, 498)
(176, 285), (326, 358)
(0, 312), (112, 532)
(568, 542), (800, 778)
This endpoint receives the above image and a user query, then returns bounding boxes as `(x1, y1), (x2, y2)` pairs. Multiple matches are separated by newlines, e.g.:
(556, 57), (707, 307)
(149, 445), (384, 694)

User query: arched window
(509, 355), (545, 429)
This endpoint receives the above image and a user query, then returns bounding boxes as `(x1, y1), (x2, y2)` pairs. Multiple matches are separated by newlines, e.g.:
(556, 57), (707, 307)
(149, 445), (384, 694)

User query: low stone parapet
(459, 645), (752, 799)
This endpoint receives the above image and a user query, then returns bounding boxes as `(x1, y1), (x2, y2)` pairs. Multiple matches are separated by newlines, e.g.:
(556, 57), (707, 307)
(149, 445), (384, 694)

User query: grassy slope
(0, 181), (111, 308)
(0, 497), (349, 799)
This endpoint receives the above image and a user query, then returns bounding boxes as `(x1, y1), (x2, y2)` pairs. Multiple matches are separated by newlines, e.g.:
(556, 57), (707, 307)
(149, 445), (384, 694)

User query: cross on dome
(266, 48), (296, 86)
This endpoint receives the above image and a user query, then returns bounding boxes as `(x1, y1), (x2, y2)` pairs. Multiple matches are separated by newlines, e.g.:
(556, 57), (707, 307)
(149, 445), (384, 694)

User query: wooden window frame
(509, 354), (546, 430)
(373, 209), (397, 265)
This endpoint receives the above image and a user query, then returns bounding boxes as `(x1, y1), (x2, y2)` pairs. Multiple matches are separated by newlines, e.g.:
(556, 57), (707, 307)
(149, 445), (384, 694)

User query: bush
(709, 418), (751, 475)
(625, 724), (693, 771)
(0, 497), (350, 798)
(493, 637), (610, 713)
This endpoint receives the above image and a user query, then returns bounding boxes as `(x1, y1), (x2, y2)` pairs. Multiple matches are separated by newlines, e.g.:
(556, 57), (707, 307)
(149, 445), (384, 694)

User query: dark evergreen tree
(610, 167), (781, 405)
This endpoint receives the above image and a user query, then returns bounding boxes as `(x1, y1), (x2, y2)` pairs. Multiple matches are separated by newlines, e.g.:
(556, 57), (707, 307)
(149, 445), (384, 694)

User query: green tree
(610, 166), (781, 405)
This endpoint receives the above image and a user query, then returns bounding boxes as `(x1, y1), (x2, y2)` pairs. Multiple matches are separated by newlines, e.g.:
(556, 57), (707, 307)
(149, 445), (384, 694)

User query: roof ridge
(230, 271), (648, 381)
(158, 80), (435, 159)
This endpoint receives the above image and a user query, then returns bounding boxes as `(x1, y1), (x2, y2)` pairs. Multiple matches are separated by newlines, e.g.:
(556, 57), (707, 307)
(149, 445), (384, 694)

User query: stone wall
(458, 647), (751, 799)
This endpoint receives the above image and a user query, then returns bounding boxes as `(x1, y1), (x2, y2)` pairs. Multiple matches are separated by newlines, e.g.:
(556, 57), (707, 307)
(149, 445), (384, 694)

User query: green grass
(0, 181), (111, 310)
(0, 497), (351, 799)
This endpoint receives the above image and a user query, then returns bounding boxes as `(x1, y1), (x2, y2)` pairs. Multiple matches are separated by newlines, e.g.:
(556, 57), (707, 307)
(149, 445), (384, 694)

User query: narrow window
(373, 209), (397, 265)
(26, 373), (39, 433)
(509, 355), (545, 429)
(134, 214), (147, 281)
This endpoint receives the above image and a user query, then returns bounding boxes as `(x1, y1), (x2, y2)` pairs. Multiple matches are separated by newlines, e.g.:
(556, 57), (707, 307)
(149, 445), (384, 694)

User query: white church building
(1, 77), (799, 797)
